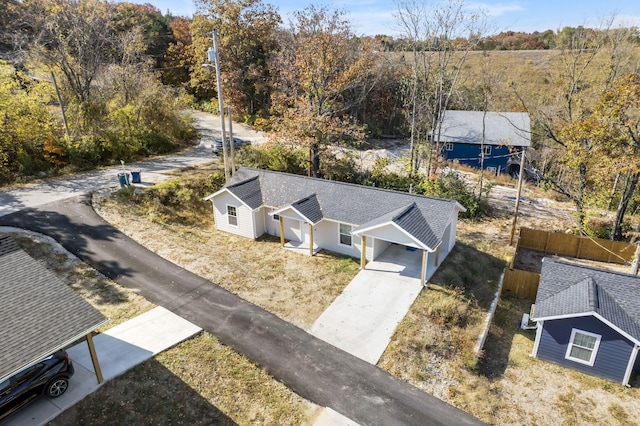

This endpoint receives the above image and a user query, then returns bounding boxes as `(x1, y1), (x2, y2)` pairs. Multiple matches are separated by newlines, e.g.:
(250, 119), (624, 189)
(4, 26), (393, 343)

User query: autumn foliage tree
(191, 0), (280, 118)
(2, 0), (195, 178)
(0, 61), (60, 183)
(513, 22), (636, 232)
(270, 6), (377, 177)
(562, 74), (640, 240)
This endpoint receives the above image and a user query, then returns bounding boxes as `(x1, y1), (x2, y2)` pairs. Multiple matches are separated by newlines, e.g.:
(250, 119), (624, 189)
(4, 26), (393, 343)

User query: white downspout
(530, 320), (544, 357)
(622, 344), (639, 387)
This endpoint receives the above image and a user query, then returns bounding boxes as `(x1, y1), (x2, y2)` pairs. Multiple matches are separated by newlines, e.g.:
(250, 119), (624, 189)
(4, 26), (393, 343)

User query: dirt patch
(513, 247), (546, 272)
(513, 247), (634, 275)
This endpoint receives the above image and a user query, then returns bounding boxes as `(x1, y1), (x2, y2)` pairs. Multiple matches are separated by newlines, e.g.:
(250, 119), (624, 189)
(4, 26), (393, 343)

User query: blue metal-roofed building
(437, 110), (531, 175)
(531, 258), (640, 386)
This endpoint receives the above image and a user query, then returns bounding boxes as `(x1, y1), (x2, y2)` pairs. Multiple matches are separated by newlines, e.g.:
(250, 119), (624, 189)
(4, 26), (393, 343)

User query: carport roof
(0, 234), (108, 383)
(353, 203), (439, 250)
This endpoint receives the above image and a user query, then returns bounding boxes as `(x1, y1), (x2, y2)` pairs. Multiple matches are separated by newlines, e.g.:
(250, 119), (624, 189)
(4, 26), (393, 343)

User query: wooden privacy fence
(517, 227), (636, 264)
(502, 268), (540, 299)
(502, 227), (636, 298)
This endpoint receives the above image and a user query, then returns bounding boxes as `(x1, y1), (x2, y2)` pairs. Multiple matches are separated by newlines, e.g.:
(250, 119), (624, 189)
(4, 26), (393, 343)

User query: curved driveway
(0, 195), (484, 426)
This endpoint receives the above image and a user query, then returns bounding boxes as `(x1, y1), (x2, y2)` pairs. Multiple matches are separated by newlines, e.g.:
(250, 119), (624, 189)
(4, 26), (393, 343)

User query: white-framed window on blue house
(226, 205), (238, 226)
(565, 328), (601, 366)
(444, 142), (453, 151)
(339, 223), (352, 246)
(482, 145), (492, 156)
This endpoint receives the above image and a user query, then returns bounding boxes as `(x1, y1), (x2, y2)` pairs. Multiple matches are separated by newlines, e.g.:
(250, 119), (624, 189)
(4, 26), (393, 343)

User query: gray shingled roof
(226, 175), (263, 209)
(0, 234), (108, 383)
(216, 168), (464, 249)
(290, 194), (323, 224)
(534, 258), (640, 343)
(438, 110), (531, 147)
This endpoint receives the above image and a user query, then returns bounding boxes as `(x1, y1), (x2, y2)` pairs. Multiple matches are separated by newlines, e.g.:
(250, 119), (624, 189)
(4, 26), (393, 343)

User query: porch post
(360, 235), (367, 269)
(434, 244), (441, 266)
(279, 216), (284, 247)
(309, 223), (314, 256)
(86, 332), (104, 383)
(420, 249), (427, 285)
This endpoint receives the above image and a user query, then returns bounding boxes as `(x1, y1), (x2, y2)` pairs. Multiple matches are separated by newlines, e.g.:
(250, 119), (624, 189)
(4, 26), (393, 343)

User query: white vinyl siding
(565, 328), (601, 366)
(212, 191), (256, 239)
(372, 238), (391, 260)
(339, 223), (352, 246)
(315, 221), (361, 258)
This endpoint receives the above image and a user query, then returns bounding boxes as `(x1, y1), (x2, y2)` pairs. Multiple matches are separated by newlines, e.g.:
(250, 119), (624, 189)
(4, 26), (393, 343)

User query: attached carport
(0, 234), (108, 386)
(353, 202), (455, 285)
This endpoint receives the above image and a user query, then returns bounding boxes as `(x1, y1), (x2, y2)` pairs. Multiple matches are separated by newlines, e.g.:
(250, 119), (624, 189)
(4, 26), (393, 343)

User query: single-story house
(0, 233), (108, 384)
(204, 168), (466, 284)
(531, 258), (640, 386)
(437, 110), (531, 175)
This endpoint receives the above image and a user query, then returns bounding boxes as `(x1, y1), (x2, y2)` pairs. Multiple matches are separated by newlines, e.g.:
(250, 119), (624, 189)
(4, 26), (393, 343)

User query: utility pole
(205, 29), (229, 182)
(509, 147), (526, 246)
(51, 72), (70, 138)
(227, 106), (236, 174)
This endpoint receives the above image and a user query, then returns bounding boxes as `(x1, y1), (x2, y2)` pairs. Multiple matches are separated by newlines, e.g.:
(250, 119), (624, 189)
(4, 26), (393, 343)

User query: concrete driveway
(309, 244), (424, 364)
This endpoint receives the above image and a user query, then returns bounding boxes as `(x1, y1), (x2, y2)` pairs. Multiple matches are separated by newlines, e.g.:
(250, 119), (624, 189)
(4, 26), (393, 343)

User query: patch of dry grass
(50, 332), (320, 425)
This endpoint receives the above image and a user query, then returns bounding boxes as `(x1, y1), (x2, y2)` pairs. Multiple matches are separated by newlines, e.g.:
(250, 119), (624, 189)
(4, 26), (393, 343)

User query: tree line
(1, 0), (640, 240)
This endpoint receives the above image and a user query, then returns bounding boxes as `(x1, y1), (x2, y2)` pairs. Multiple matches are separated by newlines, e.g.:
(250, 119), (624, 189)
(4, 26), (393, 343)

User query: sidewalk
(3, 307), (201, 426)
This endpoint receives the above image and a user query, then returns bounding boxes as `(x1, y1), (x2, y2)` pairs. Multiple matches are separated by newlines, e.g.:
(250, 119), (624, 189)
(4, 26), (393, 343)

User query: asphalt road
(0, 194), (485, 426)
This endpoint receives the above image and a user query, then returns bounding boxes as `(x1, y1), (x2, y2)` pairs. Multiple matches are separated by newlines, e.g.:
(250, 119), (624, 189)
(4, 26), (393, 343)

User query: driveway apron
(310, 245), (423, 364)
(0, 196), (484, 426)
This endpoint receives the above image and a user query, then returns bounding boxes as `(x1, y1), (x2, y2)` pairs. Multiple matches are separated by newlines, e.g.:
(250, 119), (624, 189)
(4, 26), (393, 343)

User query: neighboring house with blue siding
(531, 258), (640, 386)
(437, 110), (531, 175)
(204, 168), (466, 285)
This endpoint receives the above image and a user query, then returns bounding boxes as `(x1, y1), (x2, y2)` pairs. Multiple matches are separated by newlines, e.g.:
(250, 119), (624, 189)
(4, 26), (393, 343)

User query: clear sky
(144, 0), (640, 37)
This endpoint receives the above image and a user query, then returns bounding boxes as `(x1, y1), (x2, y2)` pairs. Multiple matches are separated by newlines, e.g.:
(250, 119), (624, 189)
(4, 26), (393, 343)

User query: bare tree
(394, 0), (486, 177)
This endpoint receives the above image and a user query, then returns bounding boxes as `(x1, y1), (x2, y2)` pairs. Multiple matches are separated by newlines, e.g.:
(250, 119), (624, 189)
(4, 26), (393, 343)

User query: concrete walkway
(3, 307), (201, 426)
(310, 244), (424, 364)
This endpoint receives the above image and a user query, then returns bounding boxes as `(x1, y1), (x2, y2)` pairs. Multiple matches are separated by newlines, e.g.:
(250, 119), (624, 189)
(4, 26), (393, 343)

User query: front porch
(283, 239), (321, 256)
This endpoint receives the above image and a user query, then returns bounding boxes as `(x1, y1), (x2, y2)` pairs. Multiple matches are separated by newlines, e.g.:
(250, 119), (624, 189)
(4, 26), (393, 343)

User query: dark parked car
(0, 350), (74, 421)
(212, 137), (249, 153)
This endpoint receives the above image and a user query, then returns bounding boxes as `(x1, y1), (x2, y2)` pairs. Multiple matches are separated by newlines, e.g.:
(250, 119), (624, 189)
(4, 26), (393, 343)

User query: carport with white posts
(353, 208), (457, 285)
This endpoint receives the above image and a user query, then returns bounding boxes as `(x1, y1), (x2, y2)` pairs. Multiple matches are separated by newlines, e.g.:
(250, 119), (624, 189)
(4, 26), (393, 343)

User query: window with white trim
(227, 205), (238, 226)
(565, 328), (601, 366)
(444, 142), (453, 151)
(339, 223), (352, 246)
(273, 214), (280, 221)
(482, 145), (492, 155)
